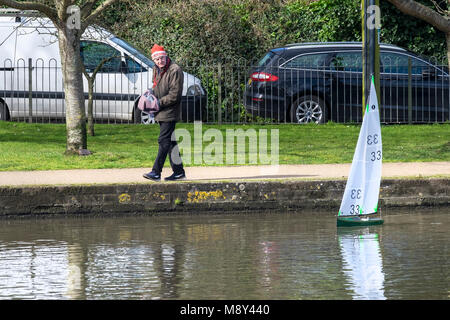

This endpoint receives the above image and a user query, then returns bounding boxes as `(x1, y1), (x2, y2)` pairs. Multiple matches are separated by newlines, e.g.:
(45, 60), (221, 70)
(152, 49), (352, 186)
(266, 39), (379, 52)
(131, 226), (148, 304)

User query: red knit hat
(151, 44), (167, 59)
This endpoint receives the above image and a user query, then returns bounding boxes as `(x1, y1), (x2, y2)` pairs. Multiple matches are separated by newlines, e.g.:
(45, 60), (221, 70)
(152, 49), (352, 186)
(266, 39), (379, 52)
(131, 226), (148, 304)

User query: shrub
(104, 0), (447, 122)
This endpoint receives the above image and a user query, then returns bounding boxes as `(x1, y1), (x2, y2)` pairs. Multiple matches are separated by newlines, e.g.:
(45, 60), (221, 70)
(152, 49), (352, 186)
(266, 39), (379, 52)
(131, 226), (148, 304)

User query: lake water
(0, 208), (448, 300)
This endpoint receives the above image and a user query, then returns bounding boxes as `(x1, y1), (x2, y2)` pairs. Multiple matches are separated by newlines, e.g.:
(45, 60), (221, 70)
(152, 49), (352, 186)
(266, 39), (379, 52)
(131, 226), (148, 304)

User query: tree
(0, 0), (120, 155)
(385, 0), (450, 69)
(82, 55), (120, 136)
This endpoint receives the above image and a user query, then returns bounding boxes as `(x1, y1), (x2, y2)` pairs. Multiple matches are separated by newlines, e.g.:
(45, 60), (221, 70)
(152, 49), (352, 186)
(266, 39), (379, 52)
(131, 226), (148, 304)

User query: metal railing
(1, 58), (449, 124)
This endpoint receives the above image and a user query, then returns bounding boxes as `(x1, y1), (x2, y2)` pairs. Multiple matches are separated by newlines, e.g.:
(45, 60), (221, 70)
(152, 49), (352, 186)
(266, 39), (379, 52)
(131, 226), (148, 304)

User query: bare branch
(81, 0), (120, 31)
(430, 0), (450, 16)
(0, 0), (57, 21)
(54, 0), (71, 21)
(82, 54), (121, 79)
(15, 16), (59, 45)
(386, 0), (450, 32)
(80, 0), (97, 20)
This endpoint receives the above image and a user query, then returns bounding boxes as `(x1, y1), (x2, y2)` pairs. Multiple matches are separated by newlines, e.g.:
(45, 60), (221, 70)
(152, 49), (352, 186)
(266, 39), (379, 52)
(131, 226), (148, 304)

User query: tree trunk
(58, 27), (88, 154)
(87, 77), (95, 136)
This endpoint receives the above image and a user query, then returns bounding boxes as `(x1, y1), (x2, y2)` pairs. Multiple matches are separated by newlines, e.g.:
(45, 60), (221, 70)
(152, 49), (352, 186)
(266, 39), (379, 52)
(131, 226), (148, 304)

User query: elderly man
(143, 44), (185, 181)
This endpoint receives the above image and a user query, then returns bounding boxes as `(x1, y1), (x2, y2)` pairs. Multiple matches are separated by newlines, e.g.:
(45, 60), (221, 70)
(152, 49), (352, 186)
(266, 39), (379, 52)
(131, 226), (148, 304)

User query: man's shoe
(164, 172), (186, 181)
(143, 171), (161, 181)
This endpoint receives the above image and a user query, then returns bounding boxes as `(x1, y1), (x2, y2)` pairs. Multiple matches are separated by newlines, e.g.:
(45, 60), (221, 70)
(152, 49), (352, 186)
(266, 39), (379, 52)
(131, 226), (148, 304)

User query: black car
(244, 42), (449, 124)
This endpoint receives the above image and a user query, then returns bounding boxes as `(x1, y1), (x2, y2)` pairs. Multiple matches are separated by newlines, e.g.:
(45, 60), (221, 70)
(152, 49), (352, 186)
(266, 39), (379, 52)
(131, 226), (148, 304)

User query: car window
(258, 51), (276, 67)
(283, 53), (329, 69)
(330, 52), (362, 72)
(80, 41), (121, 73)
(381, 52), (430, 75)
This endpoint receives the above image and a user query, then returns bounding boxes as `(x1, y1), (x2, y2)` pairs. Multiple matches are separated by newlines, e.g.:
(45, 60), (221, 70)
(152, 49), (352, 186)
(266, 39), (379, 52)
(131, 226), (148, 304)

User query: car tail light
(250, 72), (279, 82)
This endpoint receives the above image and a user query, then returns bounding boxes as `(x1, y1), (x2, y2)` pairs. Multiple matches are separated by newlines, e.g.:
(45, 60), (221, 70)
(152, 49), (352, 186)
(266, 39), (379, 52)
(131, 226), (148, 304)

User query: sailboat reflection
(338, 228), (386, 300)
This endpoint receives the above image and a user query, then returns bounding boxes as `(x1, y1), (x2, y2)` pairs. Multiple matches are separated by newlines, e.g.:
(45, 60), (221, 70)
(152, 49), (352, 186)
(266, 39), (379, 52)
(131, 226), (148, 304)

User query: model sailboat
(337, 76), (384, 227)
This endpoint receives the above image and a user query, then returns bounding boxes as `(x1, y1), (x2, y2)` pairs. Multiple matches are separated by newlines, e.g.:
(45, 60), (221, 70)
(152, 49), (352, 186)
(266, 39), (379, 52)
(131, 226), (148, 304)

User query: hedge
(103, 0), (447, 65)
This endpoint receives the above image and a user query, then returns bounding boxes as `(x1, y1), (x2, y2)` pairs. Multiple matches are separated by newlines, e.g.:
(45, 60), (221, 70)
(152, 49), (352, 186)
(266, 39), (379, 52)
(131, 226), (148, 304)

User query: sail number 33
(370, 150), (382, 161)
(367, 134), (379, 145)
(349, 204), (361, 215)
(349, 189), (362, 214)
(368, 133), (381, 162)
(351, 188), (362, 199)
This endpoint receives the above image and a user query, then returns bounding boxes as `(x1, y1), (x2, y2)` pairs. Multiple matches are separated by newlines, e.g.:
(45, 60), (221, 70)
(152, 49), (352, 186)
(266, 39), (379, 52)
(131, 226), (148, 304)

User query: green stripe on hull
(337, 217), (384, 227)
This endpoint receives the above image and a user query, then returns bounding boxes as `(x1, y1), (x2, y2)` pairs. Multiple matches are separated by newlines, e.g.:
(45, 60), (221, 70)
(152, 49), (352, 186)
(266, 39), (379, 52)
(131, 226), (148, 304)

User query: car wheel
(0, 101), (9, 121)
(291, 95), (327, 124)
(134, 107), (156, 125)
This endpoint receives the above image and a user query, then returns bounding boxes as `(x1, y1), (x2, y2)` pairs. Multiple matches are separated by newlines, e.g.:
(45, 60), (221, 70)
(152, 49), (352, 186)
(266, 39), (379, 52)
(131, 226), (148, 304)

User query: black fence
(1, 57), (449, 124)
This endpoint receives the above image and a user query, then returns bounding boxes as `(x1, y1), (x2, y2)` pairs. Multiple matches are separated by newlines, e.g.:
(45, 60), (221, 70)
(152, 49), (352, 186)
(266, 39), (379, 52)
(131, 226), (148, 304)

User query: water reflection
(0, 209), (447, 299)
(66, 244), (84, 299)
(258, 241), (279, 291)
(338, 228), (386, 300)
(0, 240), (70, 299)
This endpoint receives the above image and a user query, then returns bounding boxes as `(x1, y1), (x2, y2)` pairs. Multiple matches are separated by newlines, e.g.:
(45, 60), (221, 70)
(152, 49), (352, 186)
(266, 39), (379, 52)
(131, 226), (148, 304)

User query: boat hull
(337, 217), (384, 227)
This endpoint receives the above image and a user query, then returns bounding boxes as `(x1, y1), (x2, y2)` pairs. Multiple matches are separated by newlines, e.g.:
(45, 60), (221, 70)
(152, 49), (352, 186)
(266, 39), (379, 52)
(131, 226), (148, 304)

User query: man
(143, 44), (186, 181)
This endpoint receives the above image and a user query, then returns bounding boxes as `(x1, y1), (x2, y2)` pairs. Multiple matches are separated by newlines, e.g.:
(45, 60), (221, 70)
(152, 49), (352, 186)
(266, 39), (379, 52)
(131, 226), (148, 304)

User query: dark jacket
(152, 59), (184, 122)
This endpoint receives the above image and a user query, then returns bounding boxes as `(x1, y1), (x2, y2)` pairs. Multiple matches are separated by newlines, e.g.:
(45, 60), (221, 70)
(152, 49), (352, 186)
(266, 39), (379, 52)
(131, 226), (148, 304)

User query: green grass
(0, 121), (449, 171)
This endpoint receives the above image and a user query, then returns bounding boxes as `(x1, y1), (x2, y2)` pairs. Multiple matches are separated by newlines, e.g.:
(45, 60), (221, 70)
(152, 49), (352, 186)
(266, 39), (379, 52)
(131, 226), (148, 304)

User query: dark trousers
(152, 121), (184, 174)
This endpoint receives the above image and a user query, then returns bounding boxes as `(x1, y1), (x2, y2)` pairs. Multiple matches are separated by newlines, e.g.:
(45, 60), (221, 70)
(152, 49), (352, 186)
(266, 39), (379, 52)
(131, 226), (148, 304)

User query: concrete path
(0, 162), (449, 187)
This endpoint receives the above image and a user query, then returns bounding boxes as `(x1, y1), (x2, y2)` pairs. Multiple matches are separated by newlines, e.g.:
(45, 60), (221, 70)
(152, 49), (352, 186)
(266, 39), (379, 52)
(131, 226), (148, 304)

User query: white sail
(338, 77), (382, 217)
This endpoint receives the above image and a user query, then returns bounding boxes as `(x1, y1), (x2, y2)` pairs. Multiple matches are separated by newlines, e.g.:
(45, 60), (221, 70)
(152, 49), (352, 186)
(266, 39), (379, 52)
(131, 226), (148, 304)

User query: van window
(283, 53), (329, 69)
(125, 54), (147, 73)
(110, 37), (154, 68)
(80, 41), (121, 73)
(330, 52), (362, 72)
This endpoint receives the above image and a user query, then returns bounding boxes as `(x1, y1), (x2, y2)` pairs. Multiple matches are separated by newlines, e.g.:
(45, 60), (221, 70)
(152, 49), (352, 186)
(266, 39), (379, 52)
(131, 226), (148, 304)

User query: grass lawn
(0, 121), (449, 171)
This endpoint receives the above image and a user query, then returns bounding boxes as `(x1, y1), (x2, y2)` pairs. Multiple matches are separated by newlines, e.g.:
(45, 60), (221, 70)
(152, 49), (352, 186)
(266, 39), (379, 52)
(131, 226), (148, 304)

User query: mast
(362, 0), (381, 113)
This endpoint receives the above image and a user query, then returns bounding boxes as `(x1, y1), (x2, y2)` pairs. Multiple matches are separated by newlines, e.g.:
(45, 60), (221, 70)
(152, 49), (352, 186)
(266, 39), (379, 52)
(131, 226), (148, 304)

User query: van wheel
(290, 95), (327, 124)
(0, 101), (9, 121)
(134, 107), (156, 125)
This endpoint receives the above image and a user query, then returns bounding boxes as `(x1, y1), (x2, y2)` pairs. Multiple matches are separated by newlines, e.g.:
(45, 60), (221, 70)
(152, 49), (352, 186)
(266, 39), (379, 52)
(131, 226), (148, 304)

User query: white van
(0, 10), (207, 124)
